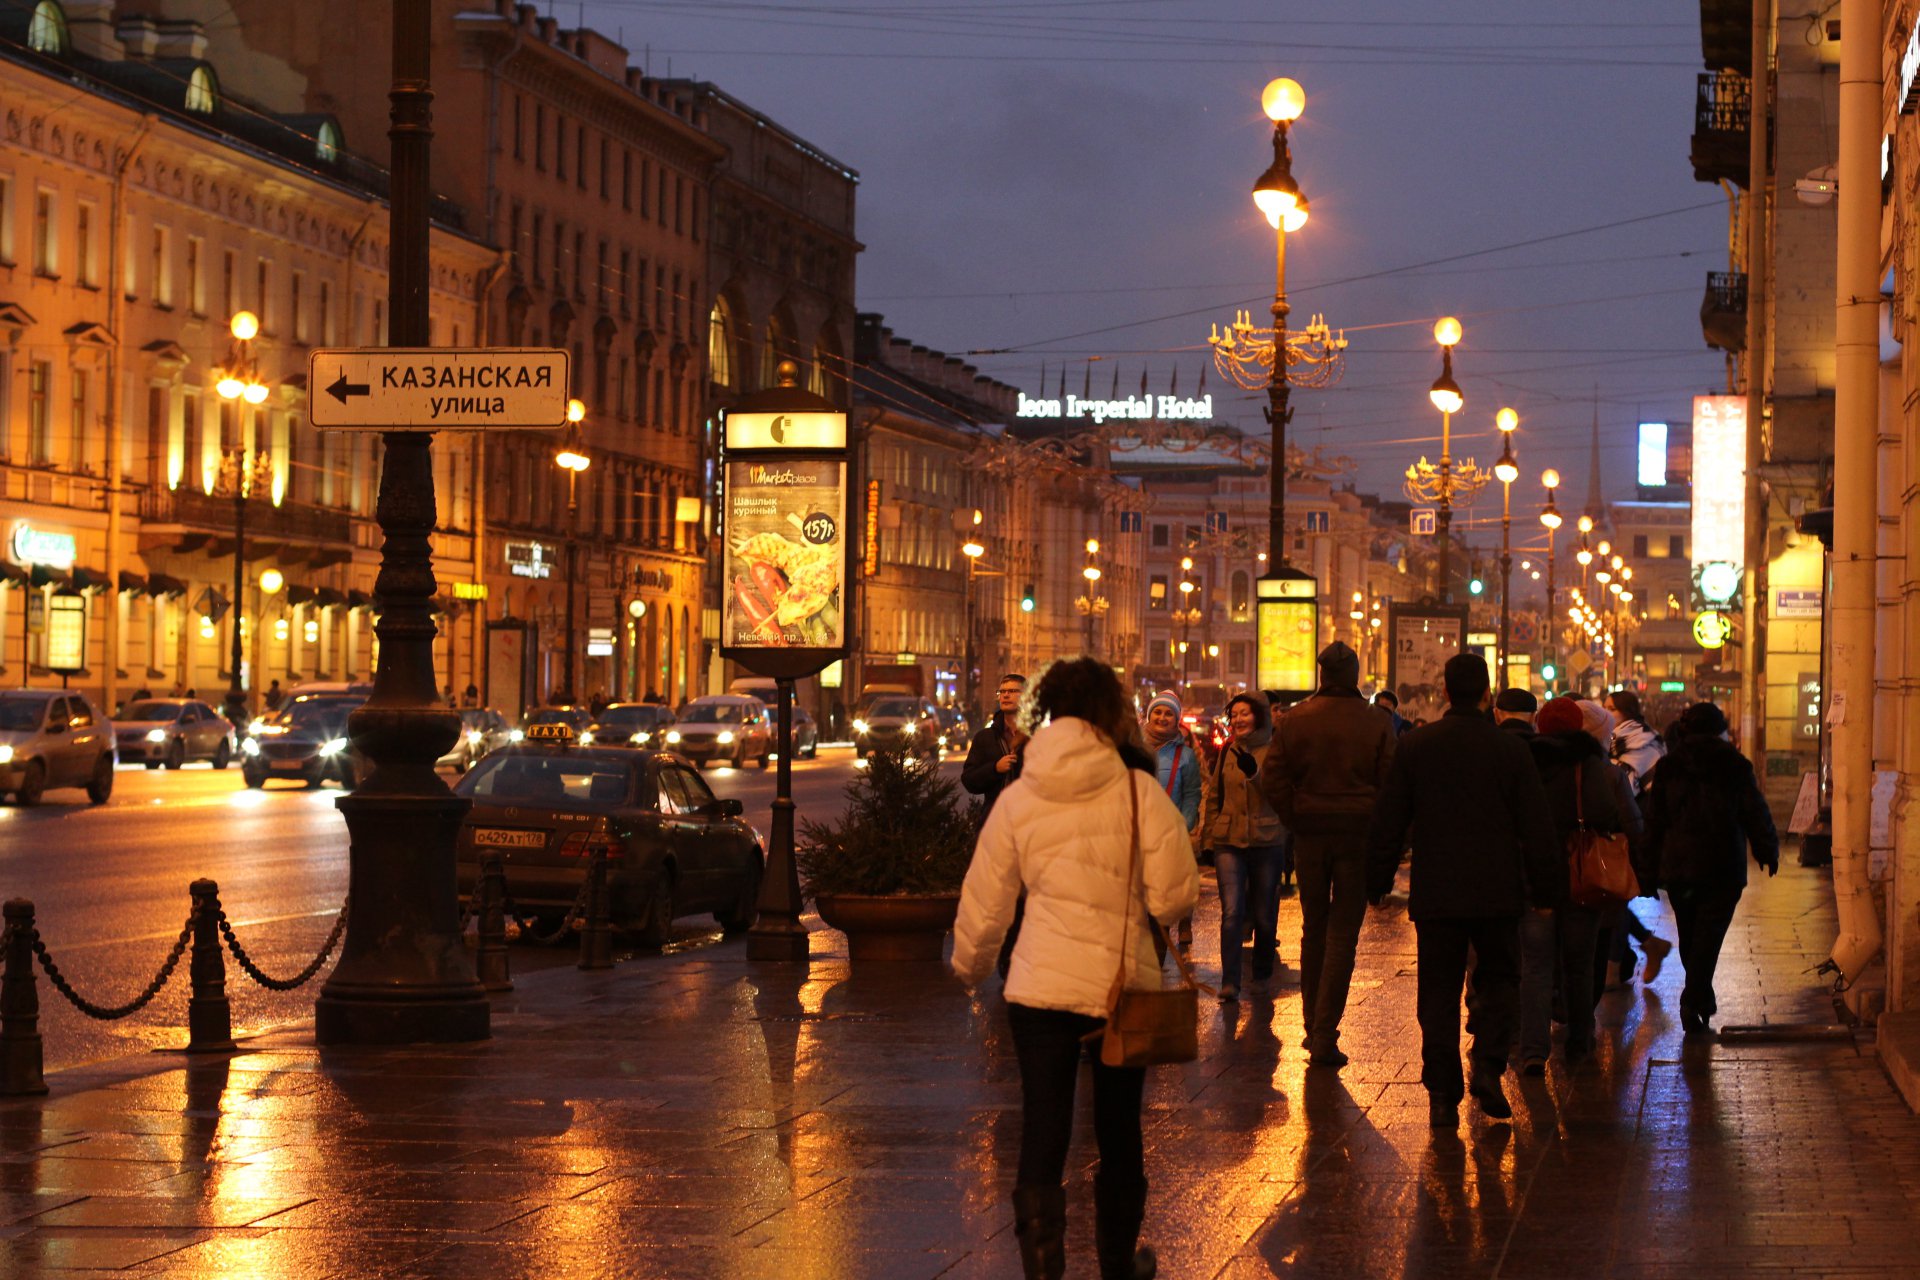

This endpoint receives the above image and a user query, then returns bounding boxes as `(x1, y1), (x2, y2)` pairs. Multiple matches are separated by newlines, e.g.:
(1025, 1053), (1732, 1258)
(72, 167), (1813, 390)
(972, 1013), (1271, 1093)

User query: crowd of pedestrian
(951, 644), (1782, 1280)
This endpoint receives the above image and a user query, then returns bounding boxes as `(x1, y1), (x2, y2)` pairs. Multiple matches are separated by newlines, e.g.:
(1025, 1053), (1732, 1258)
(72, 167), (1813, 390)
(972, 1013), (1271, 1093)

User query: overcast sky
(585, 0), (1740, 539)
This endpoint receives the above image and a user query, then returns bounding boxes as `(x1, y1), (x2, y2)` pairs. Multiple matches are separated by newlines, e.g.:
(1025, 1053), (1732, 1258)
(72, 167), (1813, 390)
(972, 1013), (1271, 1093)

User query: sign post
(720, 361), (851, 963)
(1255, 568), (1319, 699)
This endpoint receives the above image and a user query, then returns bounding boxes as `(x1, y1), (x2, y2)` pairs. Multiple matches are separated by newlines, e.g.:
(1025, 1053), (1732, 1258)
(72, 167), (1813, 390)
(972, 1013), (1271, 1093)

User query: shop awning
(0, 562), (26, 586)
(285, 585), (317, 606)
(314, 587), (348, 609)
(67, 567), (111, 593)
(29, 564), (68, 589)
(117, 570), (148, 594)
(146, 573), (188, 598)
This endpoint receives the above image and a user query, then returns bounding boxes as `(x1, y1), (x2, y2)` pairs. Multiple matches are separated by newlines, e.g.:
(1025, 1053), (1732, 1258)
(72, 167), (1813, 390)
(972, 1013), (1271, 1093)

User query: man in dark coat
(1493, 687), (1536, 739)
(1262, 641), (1395, 1069)
(1366, 653), (1562, 1128)
(961, 674), (1028, 820)
(1641, 701), (1779, 1034)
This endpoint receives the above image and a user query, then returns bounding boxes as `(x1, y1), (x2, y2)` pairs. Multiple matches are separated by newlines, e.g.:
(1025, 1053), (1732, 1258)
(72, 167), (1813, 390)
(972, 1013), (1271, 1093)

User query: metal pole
(229, 474), (245, 715)
(748, 676), (808, 960)
(562, 471), (578, 704)
(1544, 533), (1556, 695)
(963, 558), (974, 722)
(1739, 0), (1770, 775)
(1498, 481), (1512, 690)
(185, 878), (234, 1053)
(315, 0), (488, 1044)
(1267, 149), (1291, 570)
(1435, 411), (1453, 601)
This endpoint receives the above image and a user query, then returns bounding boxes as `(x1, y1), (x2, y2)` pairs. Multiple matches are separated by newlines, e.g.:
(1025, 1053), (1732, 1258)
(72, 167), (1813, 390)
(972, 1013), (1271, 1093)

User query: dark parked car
(583, 703), (676, 748)
(240, 694), (366, 789)
(115, 699), (236, 770)
(453, 740), (765, 945)
(0, 690), (115, 806)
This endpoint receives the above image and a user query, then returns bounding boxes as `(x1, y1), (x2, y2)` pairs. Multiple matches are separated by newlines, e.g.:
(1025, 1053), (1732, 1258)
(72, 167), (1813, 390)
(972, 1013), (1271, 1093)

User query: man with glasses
(963, 675), (1029, 820)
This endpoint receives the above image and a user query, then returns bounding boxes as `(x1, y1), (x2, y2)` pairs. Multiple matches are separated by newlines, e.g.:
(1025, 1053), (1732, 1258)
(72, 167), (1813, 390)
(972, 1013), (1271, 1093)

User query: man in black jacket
(961, 674), (1028, 820)
(1367, 654), (1562, 1129)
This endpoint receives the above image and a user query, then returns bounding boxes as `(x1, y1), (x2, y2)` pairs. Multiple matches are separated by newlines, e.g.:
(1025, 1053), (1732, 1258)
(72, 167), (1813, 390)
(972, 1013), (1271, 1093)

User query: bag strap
(1573, 761), (1588, 831)
(1102, 776), (1199, 1021)
(1163, 742), (1182, 796)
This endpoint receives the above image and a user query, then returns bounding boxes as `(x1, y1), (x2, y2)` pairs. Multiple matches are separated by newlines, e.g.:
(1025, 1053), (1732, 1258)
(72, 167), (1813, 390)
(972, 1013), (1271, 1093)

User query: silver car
(0, 690), (115, 806)
(114, 698), (236, 770)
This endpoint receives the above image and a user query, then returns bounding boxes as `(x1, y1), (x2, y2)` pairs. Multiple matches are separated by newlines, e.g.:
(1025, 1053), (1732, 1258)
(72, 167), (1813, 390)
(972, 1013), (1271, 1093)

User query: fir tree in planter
(798, 749), (976, 960)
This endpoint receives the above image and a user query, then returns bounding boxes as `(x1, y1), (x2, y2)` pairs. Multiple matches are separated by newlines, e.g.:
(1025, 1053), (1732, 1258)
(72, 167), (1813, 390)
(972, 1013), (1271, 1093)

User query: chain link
(217, 903), (348, 992)
(515, 877), (592, 947)
(30, 917), (192, 1020)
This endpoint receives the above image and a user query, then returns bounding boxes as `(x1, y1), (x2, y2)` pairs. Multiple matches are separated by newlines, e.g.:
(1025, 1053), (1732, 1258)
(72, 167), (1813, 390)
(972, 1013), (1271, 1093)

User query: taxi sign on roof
(524, 722), (575, 742)
(308, 348), (569, 431)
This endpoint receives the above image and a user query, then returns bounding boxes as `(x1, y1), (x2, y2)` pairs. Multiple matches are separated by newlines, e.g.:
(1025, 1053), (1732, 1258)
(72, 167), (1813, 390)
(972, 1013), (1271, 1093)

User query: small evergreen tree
(797, 749), (975, 896)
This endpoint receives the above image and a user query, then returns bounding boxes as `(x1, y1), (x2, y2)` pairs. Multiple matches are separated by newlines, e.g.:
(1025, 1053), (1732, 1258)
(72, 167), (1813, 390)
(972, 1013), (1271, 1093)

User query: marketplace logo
(748, 465), (818, 486)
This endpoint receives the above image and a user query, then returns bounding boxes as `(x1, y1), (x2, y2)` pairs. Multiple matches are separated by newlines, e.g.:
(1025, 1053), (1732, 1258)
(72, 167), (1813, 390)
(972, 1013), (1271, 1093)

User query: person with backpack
(1200, 692), (1285, 1001)
(1641, 701), (1779, 1035)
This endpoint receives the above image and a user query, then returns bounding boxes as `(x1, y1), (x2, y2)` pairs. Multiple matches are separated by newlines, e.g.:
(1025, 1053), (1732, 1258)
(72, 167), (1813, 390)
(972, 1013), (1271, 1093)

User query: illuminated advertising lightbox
(1256, 599), (1316, 693)
(1690, 395), (1746, 603)
(722, 457), (847, 650)
(45, 593), (86, 672)
(1637, 422), (1669, 487)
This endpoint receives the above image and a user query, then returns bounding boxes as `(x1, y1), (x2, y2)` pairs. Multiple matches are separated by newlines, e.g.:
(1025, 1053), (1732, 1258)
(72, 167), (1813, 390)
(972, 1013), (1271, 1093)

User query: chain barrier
(216, 903), (348, 993)
(30, 916), (193, 1021)
(515, 878), (591, 947)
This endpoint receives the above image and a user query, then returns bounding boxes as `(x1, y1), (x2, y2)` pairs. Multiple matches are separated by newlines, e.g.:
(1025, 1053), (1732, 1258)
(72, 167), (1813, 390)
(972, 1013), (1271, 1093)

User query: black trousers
(1667, 882), (1743, 1017)
(1294, 831), (1370, 1050)
(1414, 915), (1521, 1103)
(1006, 1003), (1146, 1188)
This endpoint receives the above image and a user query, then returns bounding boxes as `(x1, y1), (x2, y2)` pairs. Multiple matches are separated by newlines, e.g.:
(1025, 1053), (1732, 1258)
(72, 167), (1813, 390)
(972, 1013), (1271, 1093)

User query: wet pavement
(4, 856), (1918, 1278)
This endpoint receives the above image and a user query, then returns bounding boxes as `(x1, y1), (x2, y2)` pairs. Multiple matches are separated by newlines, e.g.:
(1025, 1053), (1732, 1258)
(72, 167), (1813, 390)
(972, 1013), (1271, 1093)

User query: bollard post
(578, 846), (613, 971)
(186, 879), (235, 1053)
(476, 854), (513, 993)
(1, 899), (47, 1096)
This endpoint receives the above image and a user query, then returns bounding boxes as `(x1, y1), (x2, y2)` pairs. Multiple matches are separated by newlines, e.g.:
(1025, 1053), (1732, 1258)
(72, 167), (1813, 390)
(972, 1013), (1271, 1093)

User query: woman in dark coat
(1517, 698), (1642, 1070)
(1641, 702), (1780, 1034)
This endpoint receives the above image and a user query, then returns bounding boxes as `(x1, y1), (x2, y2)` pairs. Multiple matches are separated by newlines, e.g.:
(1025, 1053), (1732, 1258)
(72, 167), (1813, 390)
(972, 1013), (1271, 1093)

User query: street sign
(307, 348), (569, 430)
(1411, 508), (1437, 536)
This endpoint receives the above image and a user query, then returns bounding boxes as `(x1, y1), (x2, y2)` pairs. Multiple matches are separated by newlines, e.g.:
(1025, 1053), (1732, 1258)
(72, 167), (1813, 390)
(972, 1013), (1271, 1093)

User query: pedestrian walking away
(1640, 701), (1780, 1035)
(1603, 689), (1673, 984)
(1366, 653), (1562, 1129)
(1493, 688), (1537, 739)
(1516, 697), (1642, 1074)
(953, 657), (1199, 1280)
(1201, 692), (1285, 1002)
(1142, 690), (1201, 951)
(1261, 641), (1395, 1068)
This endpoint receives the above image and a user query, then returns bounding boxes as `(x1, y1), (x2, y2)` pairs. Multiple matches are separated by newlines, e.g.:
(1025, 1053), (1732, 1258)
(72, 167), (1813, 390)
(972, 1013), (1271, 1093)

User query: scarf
(1142, 692), (1184, 748)
(1227, 723), (1272, 777)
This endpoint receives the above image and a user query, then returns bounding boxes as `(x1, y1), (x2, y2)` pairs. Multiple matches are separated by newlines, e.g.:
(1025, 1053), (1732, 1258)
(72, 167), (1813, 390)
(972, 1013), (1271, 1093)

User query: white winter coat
(952, 717), (1200, 1018)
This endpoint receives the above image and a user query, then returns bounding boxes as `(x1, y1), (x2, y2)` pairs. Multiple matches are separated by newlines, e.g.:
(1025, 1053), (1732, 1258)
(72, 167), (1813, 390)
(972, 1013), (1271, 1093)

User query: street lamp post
(961, 534), (984, 723)
(1079, 538), (1104, 657)
(554, 399), (589, 704)
(316, 0), (489, 1044)
(1493, 407), (1520, 689)
(1539, 469), (1563, 693)
(1404, 318), (1490, 603)
(213, 310), (271, 725)
(1209, 77), (1345, 698)
(1177, 557), (1198, 698)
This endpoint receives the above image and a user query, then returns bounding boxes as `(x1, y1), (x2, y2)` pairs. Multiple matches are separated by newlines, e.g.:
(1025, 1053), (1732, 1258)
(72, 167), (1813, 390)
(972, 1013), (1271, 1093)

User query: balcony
(1700, 272), (1747, 354)
(138, 487), (354, 566)
(1689, 70), (1751, 187)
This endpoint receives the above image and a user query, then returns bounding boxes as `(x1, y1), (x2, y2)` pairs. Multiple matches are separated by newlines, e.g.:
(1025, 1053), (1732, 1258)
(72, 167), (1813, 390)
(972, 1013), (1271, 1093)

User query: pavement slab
(4, 861), (1919, 1277)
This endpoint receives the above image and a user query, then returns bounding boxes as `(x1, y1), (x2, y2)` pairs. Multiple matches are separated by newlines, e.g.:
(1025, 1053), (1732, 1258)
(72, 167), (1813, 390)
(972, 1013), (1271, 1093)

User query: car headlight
(249, 718), (266, 734)
(508, 728), (525, 742)
(852, 719), (868, 734)
(466, 729), (483, 745)
(0, 745), (13, 765)
(717, 731), (734, 745)
(242, 739), (260, 757)
(665, 730), (681, 744)
(579, 730), (595, 746)
(630, 731), (650, 745)
(146, 728), (169, 743)
(320, 738), (348, 758)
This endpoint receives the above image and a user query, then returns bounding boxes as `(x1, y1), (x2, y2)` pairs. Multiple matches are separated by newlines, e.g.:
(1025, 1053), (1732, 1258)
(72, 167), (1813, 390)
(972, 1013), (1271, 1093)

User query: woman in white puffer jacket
(953, 658), (1198, 1280)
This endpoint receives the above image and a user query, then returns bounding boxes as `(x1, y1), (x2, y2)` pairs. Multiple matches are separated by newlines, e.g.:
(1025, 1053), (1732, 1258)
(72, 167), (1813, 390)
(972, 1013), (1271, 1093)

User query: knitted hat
(1318, 641), (1361, 690)
(1576, 700), (1616, 747)
(1146, 691), (1183, 720)
(1536, 697), (1584, 736)
(1680, 701), (1729, 737)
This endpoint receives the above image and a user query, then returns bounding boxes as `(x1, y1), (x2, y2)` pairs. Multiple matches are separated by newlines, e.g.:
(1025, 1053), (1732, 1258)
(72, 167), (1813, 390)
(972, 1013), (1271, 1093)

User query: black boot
(1093, 1171), (1157, 1280)
(1012, 1185), (1066, 1280)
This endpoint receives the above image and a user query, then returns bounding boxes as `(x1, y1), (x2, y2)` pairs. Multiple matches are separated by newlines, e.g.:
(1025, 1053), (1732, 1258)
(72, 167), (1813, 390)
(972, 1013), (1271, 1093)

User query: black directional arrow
(326, 371), (371, 405)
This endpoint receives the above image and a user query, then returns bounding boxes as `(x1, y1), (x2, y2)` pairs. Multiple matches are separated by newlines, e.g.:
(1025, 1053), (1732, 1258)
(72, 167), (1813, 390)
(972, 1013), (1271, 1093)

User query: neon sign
(1690, 395), (1745, 604)
(1015, 391), (1214, 425)
(10, 523), (75, 569)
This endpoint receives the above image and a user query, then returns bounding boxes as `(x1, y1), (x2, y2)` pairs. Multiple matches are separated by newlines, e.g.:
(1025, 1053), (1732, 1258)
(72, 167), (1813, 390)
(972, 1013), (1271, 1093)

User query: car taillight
(558, 833), (622, 859)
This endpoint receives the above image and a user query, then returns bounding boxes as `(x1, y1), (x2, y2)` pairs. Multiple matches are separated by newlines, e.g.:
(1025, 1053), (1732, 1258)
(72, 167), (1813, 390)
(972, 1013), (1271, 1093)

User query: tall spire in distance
(1584, 386), (1604, 523)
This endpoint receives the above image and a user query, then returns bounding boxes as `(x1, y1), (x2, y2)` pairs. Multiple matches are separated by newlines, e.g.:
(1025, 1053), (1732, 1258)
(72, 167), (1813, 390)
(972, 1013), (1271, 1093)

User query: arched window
(27, 1), (67, 54)
(316, 120), (342, 163)
(810, 324), (842, 402)
(184, 65), (218, 114)
(706, 297), (734, 389)
(1230, 570), (1251, 621)
(760, 309), (792, 389)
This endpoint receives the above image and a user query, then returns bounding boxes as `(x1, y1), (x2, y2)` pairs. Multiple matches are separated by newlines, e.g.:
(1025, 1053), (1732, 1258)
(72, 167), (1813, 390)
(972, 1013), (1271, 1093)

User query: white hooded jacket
(952, 717), (1200, 1017)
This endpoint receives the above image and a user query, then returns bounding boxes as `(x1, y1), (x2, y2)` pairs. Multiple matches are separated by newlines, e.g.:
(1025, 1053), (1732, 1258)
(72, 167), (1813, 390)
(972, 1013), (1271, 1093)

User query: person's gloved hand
(1763, 858), (1779, 878)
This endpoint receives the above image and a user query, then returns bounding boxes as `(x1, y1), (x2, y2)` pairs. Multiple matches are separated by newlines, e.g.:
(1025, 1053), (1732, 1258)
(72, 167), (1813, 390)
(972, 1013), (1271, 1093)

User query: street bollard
(0, 899), (46, 1096)
(476, 855), (513, 993)
(578, 846), (613, 971)
(186, 879), (235, 1053)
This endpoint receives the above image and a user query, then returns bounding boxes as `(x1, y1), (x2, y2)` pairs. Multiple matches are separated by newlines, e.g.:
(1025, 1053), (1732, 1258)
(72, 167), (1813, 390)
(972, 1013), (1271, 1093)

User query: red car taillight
(558, 832), (622, 859)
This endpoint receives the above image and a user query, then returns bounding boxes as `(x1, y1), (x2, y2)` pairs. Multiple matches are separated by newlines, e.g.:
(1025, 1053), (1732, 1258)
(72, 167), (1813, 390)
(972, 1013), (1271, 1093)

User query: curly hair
(1024, 657), (1133, 745)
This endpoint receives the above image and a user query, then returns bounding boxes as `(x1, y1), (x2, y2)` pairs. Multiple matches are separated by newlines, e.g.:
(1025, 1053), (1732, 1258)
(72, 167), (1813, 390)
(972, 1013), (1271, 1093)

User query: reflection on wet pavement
(2, 865), (1918, 1277)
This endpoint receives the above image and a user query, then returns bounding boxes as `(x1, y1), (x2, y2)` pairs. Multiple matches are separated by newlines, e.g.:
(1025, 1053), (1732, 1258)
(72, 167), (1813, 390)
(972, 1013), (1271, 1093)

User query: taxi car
(453, 724), (765, 945)
(240, 693), (366, 789)
(0, 690), (115, 806)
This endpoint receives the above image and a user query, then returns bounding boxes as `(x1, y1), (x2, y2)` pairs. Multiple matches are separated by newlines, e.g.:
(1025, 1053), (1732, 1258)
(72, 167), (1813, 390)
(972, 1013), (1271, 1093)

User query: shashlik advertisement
(722, 457), (847, 650)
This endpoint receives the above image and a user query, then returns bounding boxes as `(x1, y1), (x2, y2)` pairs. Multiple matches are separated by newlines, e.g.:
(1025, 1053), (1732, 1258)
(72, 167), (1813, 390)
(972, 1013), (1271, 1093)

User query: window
(74, 199), (96, 286)
(618, 249), (631, 317)
(0, 174), (14, 263)
(530, 211), (543, 283)
(673, 174), (683, 234)
(573, 229), (584, 299)
(598, 136), (610, 199)
(1669, 534), (1685, 558)
(691, 187), (701, 243)
(1149, 574), (1168, 609)
(554, 113), (566, 181)
(511, 94), (523, 160)
(1633, 534), (1649, 559)
(291, 270), (306, 342)
(221, 248), (236, 317)
(1151, 523), (1169, 548)
(656, 168), (667, 225)
(576, 125), (586, 190)
(151, 225), (172, 307)
(1228, 641), (1250, 676)
(1230, 571), (1250, 619)
(596, 241), (608, 311)
(26, 361), (50, 464)
(27, 1), (67, 55)
(31, 189), (55, 276)
(68, 369), (88, 469)
(255, 258), (270, 329)
(186, 236), (205, 313)
(621, 150), (632, 210)
(184, 65), (216, 114)
(318, 279), (333, 344)
(316, 119), (340, 163)
(534, 102), (546, 170)
(708, 297), (735, 389)
(553, 220), (565, 292)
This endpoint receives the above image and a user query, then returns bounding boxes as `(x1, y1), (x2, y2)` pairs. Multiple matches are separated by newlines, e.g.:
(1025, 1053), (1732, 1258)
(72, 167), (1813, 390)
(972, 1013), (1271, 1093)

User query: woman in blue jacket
(1143, 691), (1201, 954)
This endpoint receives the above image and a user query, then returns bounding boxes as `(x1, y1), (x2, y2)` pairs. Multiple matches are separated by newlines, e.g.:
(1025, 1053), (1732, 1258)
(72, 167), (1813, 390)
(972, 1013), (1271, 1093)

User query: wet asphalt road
(0, 747), (963, 1072)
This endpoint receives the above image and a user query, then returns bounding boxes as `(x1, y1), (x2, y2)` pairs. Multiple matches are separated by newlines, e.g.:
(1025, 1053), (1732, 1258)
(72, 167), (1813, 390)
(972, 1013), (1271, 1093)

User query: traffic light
(1020, 584), (1035, 613)
(1541, 662), (1557, 684)
(1468, 577), (1485, 596)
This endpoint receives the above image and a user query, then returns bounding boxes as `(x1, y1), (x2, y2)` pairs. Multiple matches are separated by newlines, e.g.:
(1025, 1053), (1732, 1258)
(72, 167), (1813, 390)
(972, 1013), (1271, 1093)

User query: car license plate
(271, 759), (305, 770)
(473, 828), (546, 850)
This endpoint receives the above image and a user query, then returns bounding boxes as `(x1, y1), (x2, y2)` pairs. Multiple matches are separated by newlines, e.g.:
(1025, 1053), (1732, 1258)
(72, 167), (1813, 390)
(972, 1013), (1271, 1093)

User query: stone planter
(814, 893), (960, 962)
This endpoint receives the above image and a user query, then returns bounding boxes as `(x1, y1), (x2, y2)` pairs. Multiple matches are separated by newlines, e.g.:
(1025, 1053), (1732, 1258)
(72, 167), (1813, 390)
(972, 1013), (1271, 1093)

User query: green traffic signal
(1541, 662), (1557, 682)
(1020, 584), (1036, 613)
(1468, 577), (1485, 596)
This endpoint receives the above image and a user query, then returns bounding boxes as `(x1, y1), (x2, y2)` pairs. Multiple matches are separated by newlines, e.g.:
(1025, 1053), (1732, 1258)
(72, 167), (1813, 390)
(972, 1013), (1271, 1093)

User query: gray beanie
(1318, 641), (1360, 690)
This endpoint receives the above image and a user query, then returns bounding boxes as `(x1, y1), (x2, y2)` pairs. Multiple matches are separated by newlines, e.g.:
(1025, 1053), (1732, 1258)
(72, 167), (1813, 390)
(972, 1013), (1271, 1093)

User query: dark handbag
(1088, 776), (1200, 1068)
(1566, 762), (1639, 907)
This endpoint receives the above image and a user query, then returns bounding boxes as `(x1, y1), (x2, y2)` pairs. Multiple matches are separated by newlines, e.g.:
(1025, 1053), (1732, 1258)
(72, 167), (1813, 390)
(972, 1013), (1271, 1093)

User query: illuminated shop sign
(1015, 391), (1214, 424)
(1690, 395), (1745, 606)
(504, 540), (553, 580)
(1637, 422), (1668, 487)
(1901, 18), (1920, 113)
(10, 522), (75, 569)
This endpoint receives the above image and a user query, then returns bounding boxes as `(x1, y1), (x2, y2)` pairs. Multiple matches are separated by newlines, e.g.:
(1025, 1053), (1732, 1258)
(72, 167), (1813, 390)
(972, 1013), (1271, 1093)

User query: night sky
(589, 0), (1735, 535)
